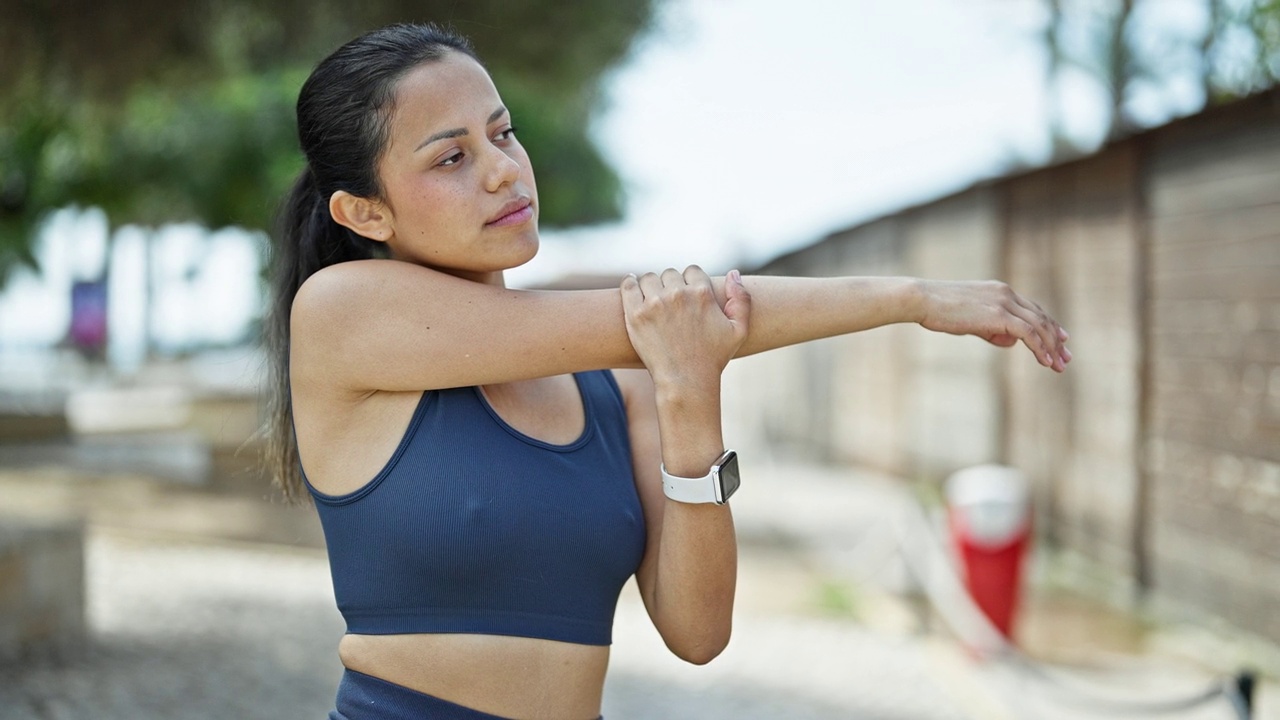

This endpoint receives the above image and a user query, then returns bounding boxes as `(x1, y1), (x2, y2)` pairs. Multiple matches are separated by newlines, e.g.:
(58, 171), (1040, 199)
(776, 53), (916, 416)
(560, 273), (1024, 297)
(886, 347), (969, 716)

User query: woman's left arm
(616, 267), (751, 665)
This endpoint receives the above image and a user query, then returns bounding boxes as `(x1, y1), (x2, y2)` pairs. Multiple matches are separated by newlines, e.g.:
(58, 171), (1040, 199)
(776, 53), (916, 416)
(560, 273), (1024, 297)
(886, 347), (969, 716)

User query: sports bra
(303, 370), (646, 646)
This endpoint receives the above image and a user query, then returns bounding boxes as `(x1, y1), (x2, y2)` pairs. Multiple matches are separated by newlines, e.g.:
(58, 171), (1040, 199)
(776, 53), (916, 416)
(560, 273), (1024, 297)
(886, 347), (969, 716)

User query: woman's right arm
(290, 259), (1069, 394)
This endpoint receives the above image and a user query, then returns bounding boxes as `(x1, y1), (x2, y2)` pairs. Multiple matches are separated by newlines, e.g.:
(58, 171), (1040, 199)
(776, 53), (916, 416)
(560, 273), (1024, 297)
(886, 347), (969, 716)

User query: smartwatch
(661, 450), (740, 505)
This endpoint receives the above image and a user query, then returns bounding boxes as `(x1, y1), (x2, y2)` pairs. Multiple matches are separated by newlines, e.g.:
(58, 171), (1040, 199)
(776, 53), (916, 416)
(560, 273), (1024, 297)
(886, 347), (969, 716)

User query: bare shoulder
(292, 260), (395, 348)
(288, 259), (487, 394)
(292, 259), (451, 323)
(289, 260), (401, 395)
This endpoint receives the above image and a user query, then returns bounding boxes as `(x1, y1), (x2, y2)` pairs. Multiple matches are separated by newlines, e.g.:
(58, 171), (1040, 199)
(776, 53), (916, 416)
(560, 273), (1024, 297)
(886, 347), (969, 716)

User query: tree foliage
(1041, 0), (1279, 154)
(0, 0), (659, 285)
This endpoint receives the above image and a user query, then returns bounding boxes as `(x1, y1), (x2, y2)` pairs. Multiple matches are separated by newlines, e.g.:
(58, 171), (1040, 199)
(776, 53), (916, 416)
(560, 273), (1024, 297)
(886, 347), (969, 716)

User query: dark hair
(262, 23), (478, 502)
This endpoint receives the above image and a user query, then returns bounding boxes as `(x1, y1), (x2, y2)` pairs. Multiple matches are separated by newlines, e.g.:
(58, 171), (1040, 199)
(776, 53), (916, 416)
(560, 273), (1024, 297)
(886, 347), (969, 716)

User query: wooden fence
(725, 88), (1280, 641)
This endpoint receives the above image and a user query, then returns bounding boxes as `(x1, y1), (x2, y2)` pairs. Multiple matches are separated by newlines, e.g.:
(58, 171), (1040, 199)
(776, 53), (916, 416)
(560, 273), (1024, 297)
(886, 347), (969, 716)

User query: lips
(485, 197), (534, 227)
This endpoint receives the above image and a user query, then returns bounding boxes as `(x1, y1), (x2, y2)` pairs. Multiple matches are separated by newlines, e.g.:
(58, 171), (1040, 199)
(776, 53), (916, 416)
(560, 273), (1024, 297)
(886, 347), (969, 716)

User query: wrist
(653, 381), (725, 478)
(903, 277), (929, 325)
(651, 373), (722, 406)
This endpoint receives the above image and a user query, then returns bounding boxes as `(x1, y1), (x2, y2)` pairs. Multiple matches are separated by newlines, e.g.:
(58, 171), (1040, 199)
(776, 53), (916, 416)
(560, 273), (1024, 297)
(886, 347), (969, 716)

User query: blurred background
(1, 0), (1278, 718)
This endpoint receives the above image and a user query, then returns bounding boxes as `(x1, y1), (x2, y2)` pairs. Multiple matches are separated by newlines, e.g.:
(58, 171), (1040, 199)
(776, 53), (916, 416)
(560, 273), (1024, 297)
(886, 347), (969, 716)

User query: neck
(447, 269), (506, 287)
(392, 253), (508, 288)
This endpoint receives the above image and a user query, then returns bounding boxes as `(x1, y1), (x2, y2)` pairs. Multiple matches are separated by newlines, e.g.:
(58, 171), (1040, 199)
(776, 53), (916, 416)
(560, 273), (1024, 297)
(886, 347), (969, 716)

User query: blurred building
(723, 87), (1280, 644)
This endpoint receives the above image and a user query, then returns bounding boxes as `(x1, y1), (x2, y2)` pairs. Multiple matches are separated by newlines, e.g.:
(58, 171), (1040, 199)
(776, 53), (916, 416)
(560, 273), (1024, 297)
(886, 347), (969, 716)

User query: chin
(504, 234), (540, 270)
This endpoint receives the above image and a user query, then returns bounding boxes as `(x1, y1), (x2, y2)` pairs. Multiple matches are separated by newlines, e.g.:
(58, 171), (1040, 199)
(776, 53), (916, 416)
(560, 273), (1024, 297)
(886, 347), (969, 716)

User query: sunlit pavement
(0, 531), (346, 719)
(0, 533), (967, 720)
(0, 458), (1275, 719)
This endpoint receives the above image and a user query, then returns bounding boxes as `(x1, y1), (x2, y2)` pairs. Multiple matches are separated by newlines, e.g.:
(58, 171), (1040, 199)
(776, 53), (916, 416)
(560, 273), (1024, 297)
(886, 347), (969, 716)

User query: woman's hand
(917, 280), (1071, 372)
(620, 266), (749, 664)
(620, 266), (752, 390)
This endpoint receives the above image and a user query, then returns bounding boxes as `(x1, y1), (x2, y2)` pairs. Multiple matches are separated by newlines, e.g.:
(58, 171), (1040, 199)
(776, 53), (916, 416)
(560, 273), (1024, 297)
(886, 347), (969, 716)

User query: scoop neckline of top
(471, 371), (595, 453)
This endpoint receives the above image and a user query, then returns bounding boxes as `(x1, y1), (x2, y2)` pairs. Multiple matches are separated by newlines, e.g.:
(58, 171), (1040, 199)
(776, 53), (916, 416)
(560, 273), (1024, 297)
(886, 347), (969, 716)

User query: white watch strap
(661, 463), (720, 504)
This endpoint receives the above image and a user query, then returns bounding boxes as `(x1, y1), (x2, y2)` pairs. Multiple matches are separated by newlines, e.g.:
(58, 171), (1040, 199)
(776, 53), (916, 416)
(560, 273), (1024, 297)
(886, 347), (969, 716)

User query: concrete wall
(734, 189), (1004, 482)
(901, 189), (1003, 480)
(726, 217), (910, 469)
(1003, 147), (1144, 580)
(1142, 95), (1280, 640)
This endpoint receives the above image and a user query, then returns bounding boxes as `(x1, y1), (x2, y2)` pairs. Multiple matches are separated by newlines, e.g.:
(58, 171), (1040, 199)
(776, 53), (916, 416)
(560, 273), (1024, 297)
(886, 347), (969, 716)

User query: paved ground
(0, 457), (1275, 719)
(0, 533), (968, 720)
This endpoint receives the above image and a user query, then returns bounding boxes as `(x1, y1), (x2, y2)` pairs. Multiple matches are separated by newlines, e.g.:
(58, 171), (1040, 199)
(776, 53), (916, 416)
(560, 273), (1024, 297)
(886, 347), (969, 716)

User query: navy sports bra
(303, 370), (646, 646)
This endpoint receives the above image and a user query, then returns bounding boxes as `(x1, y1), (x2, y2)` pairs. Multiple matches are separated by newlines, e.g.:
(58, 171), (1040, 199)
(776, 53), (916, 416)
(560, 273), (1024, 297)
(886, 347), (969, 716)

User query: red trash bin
(945, 464), (1031, 641)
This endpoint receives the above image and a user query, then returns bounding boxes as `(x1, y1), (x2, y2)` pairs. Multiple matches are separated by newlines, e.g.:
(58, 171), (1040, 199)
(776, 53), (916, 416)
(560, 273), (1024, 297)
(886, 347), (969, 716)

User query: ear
(329, 190), (393, 243)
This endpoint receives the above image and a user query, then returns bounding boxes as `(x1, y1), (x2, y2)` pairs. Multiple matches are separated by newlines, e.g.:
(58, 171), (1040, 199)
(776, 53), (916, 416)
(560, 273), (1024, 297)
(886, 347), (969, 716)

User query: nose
(484, 144), (521, 192)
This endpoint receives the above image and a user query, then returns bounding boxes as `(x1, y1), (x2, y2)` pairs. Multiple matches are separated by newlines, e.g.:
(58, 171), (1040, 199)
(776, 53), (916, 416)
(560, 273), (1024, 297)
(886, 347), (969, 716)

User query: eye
(438, 151), (464, 167)
(495, 126), (519, 141)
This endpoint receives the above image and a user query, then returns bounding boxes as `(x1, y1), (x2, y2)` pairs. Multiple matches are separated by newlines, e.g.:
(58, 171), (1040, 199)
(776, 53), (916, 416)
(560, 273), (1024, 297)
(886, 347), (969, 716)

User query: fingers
(625, 266), (713, 318)
(626, 265), (741, 323)
(682, 264), (710, 287)
(919, 278), (1071, 373)
(1028, 298), (1071, 367)
(1005, 302), (1056, 369)
(634, 267), (700, 299)
(637, 270), (664, 299)
(620, 266), (746, 382)
(723, 269), (752, 338)
(1026, 297), (1071, 369)
(633, 266), (717, 299)
(620, 272), (644, 313)
(1006, 292), (1070, 372)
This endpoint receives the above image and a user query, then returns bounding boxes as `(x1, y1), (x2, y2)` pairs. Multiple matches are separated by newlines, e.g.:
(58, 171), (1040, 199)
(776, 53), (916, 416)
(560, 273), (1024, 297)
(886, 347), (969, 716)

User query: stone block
(0, 517), (85, 661)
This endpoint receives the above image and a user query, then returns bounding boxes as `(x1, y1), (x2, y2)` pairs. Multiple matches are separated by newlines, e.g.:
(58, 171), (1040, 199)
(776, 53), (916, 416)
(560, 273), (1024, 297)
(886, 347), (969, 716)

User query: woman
(263, 23), (1070, 720)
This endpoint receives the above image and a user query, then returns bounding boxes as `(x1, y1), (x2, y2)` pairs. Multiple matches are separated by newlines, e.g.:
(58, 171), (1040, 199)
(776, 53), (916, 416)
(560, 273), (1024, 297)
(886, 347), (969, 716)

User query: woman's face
(375, 51), (539, 283)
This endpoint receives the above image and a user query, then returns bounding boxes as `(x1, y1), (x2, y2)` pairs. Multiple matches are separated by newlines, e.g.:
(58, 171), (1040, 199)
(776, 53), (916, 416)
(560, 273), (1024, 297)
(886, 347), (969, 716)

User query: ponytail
(262, 168), (384, 502)
(259, 23), (477, 502)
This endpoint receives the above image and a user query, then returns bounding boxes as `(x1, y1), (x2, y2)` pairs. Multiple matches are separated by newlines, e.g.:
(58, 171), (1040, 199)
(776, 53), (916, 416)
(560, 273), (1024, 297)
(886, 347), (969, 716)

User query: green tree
(0, 0), (659, 286)
(1039, 0), (1279, 157)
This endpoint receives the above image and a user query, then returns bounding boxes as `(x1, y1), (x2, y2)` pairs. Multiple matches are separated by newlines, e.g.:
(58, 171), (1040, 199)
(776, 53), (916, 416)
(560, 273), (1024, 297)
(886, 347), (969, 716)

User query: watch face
(715, 451), (740, 503)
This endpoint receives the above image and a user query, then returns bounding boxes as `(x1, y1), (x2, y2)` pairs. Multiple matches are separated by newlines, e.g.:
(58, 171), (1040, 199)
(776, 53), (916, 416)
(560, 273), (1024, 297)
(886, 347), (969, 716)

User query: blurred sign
(69, 279), (108, 356)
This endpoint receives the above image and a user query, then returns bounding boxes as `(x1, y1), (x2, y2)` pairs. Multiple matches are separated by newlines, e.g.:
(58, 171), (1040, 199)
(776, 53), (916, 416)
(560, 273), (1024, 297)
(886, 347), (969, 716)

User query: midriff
(338, 632), (610, 720)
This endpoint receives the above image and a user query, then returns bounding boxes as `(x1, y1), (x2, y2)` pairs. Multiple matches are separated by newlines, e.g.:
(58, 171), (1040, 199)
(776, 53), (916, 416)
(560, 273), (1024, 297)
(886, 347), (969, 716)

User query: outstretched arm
(724, 275), (1069, 371)
(290, 260), (1068, 396)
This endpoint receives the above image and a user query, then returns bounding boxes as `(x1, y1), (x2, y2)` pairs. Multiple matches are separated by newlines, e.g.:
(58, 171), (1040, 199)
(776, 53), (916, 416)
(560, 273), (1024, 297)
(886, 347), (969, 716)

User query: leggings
(328, 669), (604, 720)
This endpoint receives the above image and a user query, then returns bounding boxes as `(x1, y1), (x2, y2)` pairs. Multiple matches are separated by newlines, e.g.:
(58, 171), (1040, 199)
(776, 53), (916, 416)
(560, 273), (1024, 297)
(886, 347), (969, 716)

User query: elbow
(665, 624), (732, 666)
(678, 642), (727, 666)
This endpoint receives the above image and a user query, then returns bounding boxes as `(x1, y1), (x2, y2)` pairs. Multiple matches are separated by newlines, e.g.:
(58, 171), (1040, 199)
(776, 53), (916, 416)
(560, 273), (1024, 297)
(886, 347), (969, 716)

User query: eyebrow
(414, 106), (508, 152)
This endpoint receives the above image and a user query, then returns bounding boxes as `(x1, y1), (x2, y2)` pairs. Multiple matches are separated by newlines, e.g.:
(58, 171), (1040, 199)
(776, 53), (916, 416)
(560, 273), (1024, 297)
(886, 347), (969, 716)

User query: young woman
(264, 23), (1070, 720)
